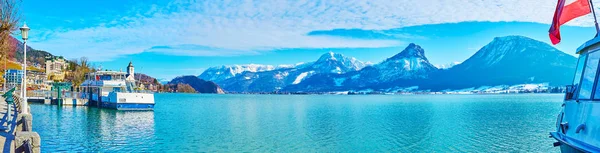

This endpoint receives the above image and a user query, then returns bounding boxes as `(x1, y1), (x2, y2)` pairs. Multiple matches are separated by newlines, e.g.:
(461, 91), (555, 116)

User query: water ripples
(31, 94), (562, 152)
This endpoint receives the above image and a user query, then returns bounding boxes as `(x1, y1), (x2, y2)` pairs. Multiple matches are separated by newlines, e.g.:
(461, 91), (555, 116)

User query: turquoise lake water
(31, 94), (562, 152)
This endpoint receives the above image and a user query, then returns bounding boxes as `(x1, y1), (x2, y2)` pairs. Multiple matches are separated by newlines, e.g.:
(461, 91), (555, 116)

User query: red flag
(549, 0), (591, 45)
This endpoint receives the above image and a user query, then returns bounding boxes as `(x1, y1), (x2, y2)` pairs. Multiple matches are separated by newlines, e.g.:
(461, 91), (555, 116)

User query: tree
(79, 57), (88, 68)
(0, 0), (21, 87)
(0, 0), (21, 51)
(0, 0), (20, 57)
(66, 57), (93, 87)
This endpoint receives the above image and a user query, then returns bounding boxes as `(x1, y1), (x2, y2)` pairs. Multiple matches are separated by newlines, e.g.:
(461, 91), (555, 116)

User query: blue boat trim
(577, 36), (600, 54)
(101, 102), (154, 110)
(551, 132), (600, 153)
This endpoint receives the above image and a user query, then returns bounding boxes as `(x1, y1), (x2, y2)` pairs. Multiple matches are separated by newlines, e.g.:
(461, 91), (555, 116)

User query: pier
(0, 88), (41, 153)
(28, 90), (88, 106)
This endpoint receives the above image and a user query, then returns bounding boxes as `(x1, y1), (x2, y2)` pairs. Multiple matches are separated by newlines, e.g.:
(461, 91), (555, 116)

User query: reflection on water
(32, 94), (561, 152)
(31, 104), (155, 152)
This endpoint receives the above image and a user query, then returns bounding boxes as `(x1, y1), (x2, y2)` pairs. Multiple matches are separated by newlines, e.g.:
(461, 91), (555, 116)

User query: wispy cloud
(28, 0), (598, 61)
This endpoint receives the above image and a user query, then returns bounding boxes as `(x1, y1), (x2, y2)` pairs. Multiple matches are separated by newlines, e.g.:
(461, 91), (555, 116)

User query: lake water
(31, 94), (563, 152)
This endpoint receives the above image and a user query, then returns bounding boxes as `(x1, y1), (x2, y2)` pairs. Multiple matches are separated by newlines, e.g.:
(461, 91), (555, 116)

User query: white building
(45, 56), (67, 81)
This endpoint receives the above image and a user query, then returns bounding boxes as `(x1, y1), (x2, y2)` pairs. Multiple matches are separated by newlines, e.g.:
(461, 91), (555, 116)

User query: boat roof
(577, 36), (600, 54)
(89, 71), (127, 75)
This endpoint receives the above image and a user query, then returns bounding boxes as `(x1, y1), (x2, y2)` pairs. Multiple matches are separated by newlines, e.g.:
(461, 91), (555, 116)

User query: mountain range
(197, 35), (577, 93)
(201, 52), (367, 93)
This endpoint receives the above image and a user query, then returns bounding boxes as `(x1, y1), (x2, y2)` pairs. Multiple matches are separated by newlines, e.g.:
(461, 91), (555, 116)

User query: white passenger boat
(80, 62), (154, 110)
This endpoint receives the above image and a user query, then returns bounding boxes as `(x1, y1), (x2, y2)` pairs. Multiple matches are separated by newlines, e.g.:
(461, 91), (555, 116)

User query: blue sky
(17, 0), (600, 80)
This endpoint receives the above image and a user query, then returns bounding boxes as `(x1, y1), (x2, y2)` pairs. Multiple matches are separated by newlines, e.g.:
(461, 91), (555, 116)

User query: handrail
(2, 88), (38, 153)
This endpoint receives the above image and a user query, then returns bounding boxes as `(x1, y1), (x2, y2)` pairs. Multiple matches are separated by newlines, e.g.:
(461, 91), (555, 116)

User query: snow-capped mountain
(425, 35), (576, 90)
(284, 43), (439, 92)
(215, 52), (367, 92)
(286, 36), (576, 92)
(198, 64), (295, 83)
(311, 52), (367, 74)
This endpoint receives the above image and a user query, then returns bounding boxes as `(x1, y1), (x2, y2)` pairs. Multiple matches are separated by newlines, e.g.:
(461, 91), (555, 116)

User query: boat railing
(565, 85), (576, 100)
(28, 89), (154, 100)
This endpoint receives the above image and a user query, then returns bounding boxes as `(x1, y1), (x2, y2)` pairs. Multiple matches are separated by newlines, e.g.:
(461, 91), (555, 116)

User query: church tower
(126, 61), (135, 81)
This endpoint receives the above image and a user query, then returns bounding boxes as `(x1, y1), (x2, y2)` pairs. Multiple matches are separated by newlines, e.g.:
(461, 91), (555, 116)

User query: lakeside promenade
(0, 90), (40, 153)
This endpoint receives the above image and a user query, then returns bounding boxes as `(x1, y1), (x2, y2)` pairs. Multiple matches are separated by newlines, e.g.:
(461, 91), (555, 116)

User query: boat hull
(101, 102), (154, 110)
(551, 132), (593, 153)
(86, 92), (155, 110)
(552, 100), (600, 153)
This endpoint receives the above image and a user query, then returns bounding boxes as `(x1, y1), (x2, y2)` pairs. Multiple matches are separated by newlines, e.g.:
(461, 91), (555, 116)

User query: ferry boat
(551, 37), (600, 152)
(80, 62), (155, 110)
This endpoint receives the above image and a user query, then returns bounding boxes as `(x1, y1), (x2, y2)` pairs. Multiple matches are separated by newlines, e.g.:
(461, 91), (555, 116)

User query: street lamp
(20, 23), (29, 114)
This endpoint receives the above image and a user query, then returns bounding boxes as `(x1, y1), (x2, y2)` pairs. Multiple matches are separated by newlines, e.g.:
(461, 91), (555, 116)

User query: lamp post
(20, 23), (29, 114)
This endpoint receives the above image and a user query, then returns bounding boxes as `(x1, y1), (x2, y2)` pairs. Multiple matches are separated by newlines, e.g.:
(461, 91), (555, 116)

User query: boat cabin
(81, 71), (134, 95)
(567, 37), (600, 100)
(84, 71), (127, 82)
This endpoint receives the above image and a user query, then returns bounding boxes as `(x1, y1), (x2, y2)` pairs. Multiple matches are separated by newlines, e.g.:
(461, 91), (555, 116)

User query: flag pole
(590, 0), (600, 36)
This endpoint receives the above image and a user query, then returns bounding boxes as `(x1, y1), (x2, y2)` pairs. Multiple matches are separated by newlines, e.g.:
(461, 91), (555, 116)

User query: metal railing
(29, 89), (154, 98)
(1, 88), (37, 153)
(28, 90), (84, 99)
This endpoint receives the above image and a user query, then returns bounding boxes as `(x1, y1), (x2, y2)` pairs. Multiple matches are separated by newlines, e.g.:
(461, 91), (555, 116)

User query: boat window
(570, 54), (587, 100)
(100, 75), (112, 80)
(579, 51), (600, 99)
(573, 54), (586, 86)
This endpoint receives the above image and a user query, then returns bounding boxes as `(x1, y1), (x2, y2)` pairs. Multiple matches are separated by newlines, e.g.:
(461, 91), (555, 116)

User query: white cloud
(28, 0), (598, 61)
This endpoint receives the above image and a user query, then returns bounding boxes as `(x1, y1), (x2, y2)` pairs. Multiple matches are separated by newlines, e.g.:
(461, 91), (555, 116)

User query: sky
(15, 0), (600, 80)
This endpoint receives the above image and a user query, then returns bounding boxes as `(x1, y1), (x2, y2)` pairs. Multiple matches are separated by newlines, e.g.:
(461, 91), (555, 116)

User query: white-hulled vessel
(80, 62), (154, 110)
(551, 37), (600, 152)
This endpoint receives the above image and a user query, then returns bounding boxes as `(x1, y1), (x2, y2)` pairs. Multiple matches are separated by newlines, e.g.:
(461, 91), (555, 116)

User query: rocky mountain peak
(313, 51), (366, 73)
(317, 51), (343, 62)
(387, 43), (428, 61)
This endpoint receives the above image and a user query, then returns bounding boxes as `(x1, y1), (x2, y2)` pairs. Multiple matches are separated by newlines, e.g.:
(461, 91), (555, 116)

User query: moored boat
(80, 62), (155, 110)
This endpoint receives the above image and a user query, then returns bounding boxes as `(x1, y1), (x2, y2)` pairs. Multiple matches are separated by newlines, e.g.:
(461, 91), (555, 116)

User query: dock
(0, 89), (41, 153)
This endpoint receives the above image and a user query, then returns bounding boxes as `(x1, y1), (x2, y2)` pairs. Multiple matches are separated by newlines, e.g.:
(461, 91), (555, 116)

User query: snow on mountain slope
(435, 62), (461, 69)
(198, 64), (298, 83)
(311, 51), (367, 74)
(293, 71), (314, 84)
